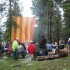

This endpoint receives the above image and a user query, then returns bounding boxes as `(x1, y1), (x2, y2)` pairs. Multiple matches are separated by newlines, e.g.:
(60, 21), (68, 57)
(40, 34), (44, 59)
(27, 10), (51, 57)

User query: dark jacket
(39, 38), (46, 49)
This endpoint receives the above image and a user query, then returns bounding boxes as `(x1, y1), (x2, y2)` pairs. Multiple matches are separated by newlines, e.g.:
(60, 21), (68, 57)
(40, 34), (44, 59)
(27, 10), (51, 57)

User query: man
(39, 36), (47, 56)
(27, 41), (36, 61)
(28, 41), (36, 54)
(12, 38), (19, 60)
(18, 43), (26, 58)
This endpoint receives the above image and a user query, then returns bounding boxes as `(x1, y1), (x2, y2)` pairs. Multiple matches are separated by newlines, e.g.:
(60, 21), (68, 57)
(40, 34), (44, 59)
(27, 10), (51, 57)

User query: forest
(0, 0), (70, 43)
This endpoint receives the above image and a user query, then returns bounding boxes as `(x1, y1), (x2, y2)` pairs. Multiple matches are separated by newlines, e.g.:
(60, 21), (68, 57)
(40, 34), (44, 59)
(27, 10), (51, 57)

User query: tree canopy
(0, 0), (70, 43)
(32, 0), (63, 42)
(3, 0), (22, 42)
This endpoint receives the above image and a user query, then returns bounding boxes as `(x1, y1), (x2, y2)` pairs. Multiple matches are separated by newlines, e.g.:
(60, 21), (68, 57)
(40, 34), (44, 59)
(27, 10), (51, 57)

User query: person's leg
(15, 49), (18, 60)
(0, 49), (1, 55)
(13, 50), (18, 60)
(8, 52), (11, 57)
(45, 50), (48, 55)
(0, 48), (4, 55)
(69, 45), (70, 54)
(21, 50), (26, 58)
(41, 49), (46, 56)
(12, 51), (15, 60)
(67, 45), (70, 54)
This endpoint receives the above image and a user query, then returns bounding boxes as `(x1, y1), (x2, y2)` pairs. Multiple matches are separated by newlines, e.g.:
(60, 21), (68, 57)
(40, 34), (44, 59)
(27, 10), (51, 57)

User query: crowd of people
(0, 36), (70, 60)
(0, 38), (36, 60)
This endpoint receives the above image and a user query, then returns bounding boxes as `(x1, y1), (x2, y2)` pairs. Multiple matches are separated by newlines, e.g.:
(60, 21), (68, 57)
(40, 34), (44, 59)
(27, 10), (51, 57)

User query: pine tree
(3, 0), (21, 41)
(62, 0), (70, 41)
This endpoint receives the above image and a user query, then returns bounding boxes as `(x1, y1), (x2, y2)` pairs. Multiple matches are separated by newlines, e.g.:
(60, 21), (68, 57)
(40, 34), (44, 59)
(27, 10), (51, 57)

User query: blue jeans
(21, 50), (27, 58)
(0, 49), (3, 55)
(0, 49), (2, 54)
(13, 49), (18, 60)
(40, 49), (47, 56)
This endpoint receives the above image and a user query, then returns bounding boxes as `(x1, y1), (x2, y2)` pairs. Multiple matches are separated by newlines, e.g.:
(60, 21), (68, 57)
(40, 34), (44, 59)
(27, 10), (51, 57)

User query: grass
(0, 55), (70, 70)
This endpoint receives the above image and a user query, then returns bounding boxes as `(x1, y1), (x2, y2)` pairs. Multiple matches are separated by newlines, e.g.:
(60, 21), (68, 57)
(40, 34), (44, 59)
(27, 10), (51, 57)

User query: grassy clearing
(0, 55), (70, 70)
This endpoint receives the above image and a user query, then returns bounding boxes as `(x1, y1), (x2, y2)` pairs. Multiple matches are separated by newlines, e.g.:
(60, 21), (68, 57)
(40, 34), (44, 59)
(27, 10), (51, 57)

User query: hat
(16, 38), (19, 40)
(30, 40), (33, 43)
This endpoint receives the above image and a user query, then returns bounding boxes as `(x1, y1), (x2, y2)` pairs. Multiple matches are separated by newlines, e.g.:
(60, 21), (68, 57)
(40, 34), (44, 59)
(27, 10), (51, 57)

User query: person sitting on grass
(58, 40), (65, 50)
(46, 41), (52, 51)
(46, 41), (52, 55)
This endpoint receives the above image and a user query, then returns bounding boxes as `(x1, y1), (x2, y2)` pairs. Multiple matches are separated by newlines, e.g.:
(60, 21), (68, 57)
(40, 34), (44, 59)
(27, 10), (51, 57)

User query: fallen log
(34, 46), (68, 61)
(35, 55), (59, 61)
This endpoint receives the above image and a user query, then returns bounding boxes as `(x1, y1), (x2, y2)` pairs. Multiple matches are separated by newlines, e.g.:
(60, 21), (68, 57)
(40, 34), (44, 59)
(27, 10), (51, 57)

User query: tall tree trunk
(9, 0), (12, 41)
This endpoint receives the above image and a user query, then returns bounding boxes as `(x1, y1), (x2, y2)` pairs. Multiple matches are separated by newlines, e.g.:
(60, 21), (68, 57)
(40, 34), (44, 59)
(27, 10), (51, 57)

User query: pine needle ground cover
(0, 55), (70, 70)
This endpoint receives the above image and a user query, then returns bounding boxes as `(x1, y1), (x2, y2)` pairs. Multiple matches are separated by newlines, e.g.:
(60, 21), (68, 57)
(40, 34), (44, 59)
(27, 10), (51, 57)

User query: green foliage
(0, 2), (6, 13)
(32, 0), (46, 18)
(52, 2), (62, 41)
(11, 0), (21, 16)
(62, 0), (70, 41)
(3, 0), (21, 42)
(32, 0), (50, 40)
(32, 0), (62, 42)
(32, 0), (49, 40)
(54, 0), (62, 4)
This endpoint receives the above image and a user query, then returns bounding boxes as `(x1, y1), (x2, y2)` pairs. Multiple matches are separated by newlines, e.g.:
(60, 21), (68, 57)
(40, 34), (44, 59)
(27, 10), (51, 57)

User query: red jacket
(28, 43), (36, 54)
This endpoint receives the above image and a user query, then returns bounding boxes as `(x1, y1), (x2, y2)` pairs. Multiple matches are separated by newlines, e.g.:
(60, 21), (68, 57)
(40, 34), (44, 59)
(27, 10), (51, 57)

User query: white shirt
(18, 44), (23, 52)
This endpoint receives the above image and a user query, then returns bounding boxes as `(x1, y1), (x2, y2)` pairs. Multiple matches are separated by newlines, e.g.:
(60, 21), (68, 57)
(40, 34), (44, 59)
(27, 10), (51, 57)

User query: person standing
(12, 38), (19, 60)
(67, 38), (70, 54)
(39, 36), (47, 56)
(8, 42), (12, 57)
(0, 42), (3, 55)
(17, 43), (26, 58)
(27, 41), (36, 61)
